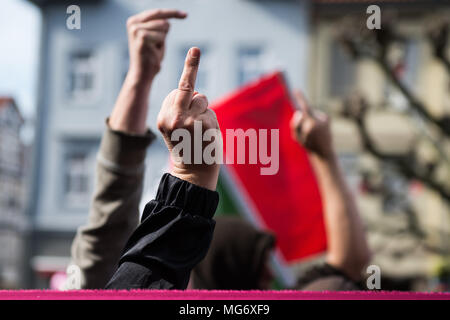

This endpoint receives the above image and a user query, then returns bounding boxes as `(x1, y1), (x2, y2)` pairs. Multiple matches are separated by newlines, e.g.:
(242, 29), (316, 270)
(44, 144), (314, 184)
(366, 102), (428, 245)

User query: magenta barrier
(0, 290), (449, 300)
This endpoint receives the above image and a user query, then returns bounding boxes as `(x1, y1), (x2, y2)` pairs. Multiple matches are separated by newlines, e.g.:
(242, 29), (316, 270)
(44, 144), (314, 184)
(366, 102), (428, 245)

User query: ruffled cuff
(155, 173), (219, 219)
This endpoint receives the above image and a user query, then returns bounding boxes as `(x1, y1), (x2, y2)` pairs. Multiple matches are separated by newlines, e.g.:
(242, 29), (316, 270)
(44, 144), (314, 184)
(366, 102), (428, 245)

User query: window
(62, 140), (98, 209)
(7, 197), (19, 210)
(179, 46), (210, 94)
(68, 51), (99, 101)
(238, 47), (266, 86)
(0, 229), (22, 283)
(0, 104), (21, 131)
(329, 41), (355, 98)
(0, 130), (21, 172)
(65, 154), (89, 204)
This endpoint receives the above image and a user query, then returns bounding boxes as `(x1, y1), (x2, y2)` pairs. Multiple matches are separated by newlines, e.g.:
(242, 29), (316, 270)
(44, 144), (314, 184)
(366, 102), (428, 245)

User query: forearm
(105, 174), (219, 289)
(109, 72), (152, 134)
(311, 153), (370, 280)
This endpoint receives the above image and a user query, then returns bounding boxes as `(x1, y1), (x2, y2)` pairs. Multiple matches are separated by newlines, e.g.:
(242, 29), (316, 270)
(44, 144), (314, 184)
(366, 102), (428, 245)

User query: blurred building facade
(27, 0), (310, 287)
(0, 97), (28, 288)
(310, 0), (450, 290)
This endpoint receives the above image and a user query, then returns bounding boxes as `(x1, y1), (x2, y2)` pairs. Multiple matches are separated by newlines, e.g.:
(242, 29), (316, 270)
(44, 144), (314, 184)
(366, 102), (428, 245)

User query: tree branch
(344, 96), (450, 203)
(340, 32), (450, 137)
(429, 22), (450, 75)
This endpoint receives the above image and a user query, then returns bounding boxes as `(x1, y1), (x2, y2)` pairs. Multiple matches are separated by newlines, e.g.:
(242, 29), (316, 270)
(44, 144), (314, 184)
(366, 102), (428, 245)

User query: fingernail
(190, 47), (200, 58)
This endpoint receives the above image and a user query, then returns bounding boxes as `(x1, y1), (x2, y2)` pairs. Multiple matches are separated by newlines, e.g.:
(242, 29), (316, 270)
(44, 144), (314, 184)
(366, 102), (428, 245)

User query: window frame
(59, 138), (99, 212)
(66, 48), (102, 105)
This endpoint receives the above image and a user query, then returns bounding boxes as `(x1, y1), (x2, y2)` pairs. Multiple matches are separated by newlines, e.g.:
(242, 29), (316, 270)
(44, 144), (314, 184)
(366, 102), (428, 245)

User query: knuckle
(129, 24), (139, 37)
(178, 80), (193, 92)
(136, 38), (146, 50)
(136, 29), (147, 39)
(169, 118), (182, 131)
(152, 9), (163, 17)
(161, 113), (185, 132)
(197, 93), (207, 101)
(156, 119), (166, 133)
(126, 17), (135, 28)
(184, 117), (195, 129)
(195, 94), (208, 105)
(157, 121), (164, 132)
(136, 35), (148, 49)
(163, 20), (170, 30)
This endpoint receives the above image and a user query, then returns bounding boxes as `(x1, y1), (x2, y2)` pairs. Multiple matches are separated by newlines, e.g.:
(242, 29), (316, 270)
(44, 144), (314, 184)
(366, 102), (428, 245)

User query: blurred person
(189, 216), (276, 290)
(290, 91), (371, 290)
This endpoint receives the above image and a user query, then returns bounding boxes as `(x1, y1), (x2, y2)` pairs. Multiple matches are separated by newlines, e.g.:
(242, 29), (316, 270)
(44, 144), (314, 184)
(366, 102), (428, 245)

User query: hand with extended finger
(109, 9), (186, 134)
(290, 90), (334, 160)
(157, 48), (221, 191)
(126, 9), (187, 83)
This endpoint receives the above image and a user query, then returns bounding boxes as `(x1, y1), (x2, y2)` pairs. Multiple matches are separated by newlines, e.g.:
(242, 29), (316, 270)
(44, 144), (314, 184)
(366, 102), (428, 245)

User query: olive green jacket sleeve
(69, 122), (155, 289)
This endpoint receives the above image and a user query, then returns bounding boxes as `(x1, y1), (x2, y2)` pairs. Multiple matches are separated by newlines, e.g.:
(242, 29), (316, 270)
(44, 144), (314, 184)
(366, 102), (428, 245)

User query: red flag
(211, 72), (327, 263)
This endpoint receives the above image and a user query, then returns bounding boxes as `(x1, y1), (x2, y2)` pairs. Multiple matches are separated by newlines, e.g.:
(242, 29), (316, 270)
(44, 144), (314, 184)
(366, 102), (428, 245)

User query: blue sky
(0, 0), (41, 119)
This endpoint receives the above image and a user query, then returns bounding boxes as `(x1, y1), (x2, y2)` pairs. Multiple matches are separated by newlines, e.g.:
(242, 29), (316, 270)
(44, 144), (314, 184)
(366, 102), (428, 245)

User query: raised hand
(290, 91), (371, 280)
(157, 47), (221, 191)
(290, 90), (334, 160)
(127, 9), (187, 83)
(110, 9), (186, 134)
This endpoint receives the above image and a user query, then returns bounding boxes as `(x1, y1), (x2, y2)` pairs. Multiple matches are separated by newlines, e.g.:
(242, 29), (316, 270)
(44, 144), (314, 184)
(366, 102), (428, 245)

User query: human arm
(67, 9), (186, 289)
(109, 9), (187, 134)
(69, 126), (155, 289)
(105, 47), (221, 289)
(290, 91), (371, 281)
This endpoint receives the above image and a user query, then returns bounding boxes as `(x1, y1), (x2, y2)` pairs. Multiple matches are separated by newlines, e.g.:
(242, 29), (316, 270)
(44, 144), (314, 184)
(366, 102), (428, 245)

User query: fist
(290, 90), (334, 160)
(126, 9), (187, 82)
(157, 48), (221, 191)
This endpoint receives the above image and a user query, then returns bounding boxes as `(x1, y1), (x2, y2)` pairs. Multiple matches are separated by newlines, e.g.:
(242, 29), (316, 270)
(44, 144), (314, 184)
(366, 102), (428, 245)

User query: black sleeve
(105, 173), (219, 289)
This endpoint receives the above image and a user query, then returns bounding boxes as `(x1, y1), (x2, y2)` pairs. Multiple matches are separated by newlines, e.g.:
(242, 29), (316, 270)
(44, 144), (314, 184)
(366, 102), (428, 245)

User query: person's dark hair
(191, 216), (275, 290)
